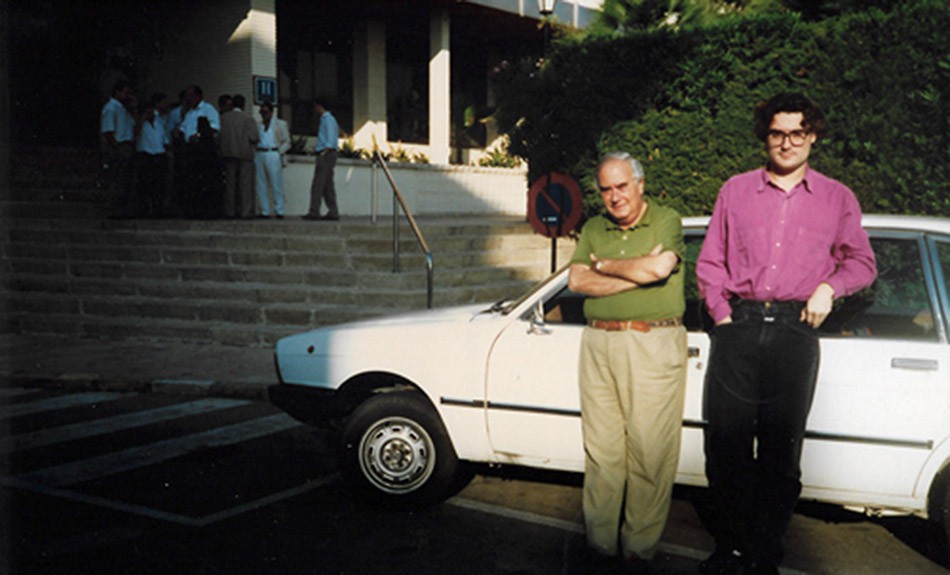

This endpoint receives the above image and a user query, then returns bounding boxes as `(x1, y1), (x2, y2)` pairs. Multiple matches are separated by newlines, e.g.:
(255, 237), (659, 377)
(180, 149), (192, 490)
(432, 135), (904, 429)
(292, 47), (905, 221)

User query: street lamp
(538, 0), (557, 17)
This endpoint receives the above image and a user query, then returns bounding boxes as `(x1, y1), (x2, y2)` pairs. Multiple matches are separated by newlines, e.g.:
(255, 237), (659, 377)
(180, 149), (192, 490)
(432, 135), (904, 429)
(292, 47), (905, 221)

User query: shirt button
(776, 242), (781, 247)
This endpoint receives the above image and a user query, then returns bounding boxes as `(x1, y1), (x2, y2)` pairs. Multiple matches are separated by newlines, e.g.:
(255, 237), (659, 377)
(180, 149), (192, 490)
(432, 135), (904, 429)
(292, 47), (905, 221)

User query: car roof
(682, 214), (950, 235)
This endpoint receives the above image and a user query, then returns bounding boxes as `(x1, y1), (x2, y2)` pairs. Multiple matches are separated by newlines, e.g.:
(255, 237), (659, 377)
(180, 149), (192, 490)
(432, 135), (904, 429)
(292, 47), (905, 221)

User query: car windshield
(496, 264), (571, 316)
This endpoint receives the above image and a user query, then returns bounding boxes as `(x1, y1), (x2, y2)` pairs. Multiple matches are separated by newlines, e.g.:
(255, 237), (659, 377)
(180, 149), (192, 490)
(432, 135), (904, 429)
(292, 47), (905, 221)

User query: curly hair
(753, 93), (827, 141)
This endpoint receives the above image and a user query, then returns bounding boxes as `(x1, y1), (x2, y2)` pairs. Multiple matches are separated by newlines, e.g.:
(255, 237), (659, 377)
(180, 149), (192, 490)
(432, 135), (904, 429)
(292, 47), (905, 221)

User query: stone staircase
(2, 147), (576, 347)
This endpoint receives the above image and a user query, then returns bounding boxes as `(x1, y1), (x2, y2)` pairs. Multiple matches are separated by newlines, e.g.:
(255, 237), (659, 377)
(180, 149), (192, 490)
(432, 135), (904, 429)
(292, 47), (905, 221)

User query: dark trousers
(135, 152), (167, 217)
(308, 149), (338, 217)
(102, 142), (135, 216)
(222, 157), (255, 218)
(183, 139), (223, 219)
(702, 299), (819, 565)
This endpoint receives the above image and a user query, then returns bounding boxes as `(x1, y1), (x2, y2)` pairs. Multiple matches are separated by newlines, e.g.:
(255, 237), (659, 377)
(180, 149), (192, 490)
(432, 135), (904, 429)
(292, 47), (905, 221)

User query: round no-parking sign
(527, 172), (582, 238)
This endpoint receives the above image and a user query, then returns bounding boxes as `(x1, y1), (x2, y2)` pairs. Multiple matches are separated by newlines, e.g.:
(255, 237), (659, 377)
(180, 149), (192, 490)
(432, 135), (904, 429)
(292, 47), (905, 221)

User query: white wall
(280, 157), (529, 217)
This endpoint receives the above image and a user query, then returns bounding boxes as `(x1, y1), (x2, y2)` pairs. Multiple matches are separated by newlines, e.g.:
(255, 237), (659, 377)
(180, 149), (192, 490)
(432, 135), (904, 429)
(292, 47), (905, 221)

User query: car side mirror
(527, 300), (552, 336)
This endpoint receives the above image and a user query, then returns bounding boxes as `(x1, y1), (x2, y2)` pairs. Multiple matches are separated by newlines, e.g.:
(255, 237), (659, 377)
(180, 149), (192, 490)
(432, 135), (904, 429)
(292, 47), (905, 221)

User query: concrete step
(5, 147), (577, 346)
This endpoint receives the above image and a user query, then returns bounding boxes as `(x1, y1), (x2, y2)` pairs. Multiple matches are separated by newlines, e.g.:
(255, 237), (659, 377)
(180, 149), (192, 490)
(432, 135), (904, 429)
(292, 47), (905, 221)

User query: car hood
(274, 303), (500, 387)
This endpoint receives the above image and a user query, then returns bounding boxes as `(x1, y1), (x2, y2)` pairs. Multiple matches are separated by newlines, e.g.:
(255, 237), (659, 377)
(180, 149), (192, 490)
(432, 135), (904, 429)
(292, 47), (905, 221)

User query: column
(353, 20), (388, 152)
(428, 9), (451, 165)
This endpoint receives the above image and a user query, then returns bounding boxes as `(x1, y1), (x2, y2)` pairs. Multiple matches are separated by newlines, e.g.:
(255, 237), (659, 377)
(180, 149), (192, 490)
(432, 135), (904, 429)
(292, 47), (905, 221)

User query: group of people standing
(99, 81), (292, 220)
(568, 93), (877, 575)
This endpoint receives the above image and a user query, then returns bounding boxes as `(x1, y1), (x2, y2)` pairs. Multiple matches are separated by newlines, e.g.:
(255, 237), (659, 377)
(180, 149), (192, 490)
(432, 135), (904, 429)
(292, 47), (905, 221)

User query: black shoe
(624, 553), (651, 575)
(698, 549), (743, 575)
(276, 214), (284, 219)
(320, 214), (339, 221)
(302, 213), (322, 221)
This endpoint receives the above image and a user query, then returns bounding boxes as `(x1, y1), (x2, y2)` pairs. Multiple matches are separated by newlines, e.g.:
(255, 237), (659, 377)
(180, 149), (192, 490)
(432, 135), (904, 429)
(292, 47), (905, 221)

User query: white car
(270, 214), (950, 553)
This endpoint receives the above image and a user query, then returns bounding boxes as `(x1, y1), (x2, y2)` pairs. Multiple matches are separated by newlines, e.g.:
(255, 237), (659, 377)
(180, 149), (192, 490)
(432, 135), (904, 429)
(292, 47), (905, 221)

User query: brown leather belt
(588, 317), (683, 332)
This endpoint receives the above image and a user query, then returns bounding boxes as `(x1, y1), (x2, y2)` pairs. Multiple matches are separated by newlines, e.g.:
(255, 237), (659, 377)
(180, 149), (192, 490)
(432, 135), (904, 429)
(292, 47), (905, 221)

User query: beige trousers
(578, 325), (687, 560)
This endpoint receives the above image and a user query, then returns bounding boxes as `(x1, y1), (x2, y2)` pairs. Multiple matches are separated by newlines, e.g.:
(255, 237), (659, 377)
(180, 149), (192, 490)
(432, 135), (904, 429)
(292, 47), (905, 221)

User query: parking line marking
(0, 398), (250, 454)
(0, 473), (338, 527)
(447, 497), (812, 575)
(448, 496), (583, 534)
(17, 413), (302, 487)
(1, 392), (126, 420)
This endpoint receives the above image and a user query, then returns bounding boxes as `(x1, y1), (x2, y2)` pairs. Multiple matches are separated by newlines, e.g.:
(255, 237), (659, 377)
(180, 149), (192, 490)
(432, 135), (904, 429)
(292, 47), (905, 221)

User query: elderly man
(568, 152), (688, 574)
(219, 94), (259, 219)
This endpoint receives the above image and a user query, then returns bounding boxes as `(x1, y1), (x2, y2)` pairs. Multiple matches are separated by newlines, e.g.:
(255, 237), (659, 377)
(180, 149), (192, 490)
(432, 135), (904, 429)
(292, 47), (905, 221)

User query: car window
(683, 234), (711, 332)
(541, 233), (940, 342)
(821, 237), (937, 341)
(543, 286), (587, 325)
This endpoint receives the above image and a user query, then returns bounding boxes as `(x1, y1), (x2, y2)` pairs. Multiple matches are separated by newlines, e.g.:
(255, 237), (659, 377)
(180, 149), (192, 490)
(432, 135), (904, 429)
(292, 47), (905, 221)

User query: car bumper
(268, 383), (343, 427)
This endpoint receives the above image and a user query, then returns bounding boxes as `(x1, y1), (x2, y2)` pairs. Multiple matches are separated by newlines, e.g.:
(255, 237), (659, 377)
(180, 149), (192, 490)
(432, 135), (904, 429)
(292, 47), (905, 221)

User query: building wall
(280, 158), (529, 217)
(146, 0), (276, 109)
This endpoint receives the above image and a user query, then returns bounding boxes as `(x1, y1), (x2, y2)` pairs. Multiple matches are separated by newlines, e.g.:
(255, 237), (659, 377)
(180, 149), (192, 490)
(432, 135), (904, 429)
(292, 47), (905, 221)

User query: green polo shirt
(570, 202), (685, 322)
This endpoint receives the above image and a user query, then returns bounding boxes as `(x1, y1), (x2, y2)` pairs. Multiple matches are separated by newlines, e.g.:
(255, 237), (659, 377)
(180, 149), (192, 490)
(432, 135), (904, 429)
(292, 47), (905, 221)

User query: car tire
(340, 391), (460, 506)
(942, 475), (950, 567)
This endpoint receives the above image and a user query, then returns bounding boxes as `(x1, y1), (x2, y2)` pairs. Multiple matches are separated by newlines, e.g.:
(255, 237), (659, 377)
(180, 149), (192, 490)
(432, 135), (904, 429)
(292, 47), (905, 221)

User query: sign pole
(548, 172), (557, 273)
(527, 172), (582, 274)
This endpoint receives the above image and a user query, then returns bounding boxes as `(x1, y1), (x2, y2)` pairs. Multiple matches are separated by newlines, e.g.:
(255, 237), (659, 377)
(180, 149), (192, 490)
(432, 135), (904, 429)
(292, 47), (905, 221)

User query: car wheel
(340, 391), (460, 506)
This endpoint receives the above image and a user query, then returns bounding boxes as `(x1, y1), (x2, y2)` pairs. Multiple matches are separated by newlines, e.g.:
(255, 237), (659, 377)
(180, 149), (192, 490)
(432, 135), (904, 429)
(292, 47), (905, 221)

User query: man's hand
(715, 316), (733, 326)
(802, 282), (835, 329)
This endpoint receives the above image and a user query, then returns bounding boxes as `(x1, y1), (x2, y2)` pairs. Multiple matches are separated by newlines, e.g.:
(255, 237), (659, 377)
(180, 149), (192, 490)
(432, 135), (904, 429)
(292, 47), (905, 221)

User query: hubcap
(359, 416), (435, 494)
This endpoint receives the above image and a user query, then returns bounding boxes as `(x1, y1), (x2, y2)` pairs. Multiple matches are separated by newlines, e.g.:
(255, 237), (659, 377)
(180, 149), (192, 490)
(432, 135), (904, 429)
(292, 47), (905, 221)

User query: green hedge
(493, 1), (949, 218)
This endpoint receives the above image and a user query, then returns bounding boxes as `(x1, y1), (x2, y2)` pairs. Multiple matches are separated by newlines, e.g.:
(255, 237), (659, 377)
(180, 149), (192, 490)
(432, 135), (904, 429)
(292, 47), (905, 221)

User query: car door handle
(891, 358), (939, 371)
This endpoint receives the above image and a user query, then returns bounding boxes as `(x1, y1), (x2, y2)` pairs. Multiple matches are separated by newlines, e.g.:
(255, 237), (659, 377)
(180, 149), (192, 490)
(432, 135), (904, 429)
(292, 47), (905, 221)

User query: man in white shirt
(136, 93), (170, 217)
(100, 79), (136, 218)
(178, 84), (222, 218)
(255, 102), (291, 218)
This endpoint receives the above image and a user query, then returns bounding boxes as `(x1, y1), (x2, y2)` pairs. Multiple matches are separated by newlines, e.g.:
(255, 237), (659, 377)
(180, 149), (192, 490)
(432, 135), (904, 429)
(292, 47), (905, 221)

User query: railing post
(374, 151), (433, 308)
(393, 187), (400, 273)
(371, 157), (379, 224)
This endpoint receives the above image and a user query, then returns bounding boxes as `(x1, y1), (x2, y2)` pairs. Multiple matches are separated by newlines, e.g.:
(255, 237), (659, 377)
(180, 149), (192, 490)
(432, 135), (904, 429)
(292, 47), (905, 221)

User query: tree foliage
(493, 0), (949, 218)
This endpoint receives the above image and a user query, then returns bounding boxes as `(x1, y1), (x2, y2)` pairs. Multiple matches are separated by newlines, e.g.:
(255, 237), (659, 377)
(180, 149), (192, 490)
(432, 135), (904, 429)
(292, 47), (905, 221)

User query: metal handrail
(372, 151), (434, 309)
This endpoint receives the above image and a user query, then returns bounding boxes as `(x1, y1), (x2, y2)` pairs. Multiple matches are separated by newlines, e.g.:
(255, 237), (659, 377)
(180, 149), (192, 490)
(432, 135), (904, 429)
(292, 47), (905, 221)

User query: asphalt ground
(0, 334), (277, 399)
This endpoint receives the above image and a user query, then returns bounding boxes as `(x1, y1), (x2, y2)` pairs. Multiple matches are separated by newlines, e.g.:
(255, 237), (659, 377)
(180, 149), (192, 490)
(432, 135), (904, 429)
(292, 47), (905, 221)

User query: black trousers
(702, 299), (819, 565)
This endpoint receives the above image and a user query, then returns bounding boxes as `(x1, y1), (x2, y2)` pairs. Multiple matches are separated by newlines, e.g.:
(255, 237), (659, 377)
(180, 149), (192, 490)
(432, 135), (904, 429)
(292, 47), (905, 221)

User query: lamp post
(538, 0), (557, 48)
(538, 0), (558, 271)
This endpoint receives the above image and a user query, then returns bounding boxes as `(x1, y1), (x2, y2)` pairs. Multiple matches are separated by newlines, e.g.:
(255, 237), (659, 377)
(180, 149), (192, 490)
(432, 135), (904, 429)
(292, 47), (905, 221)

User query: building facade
(141, 0), (600, 165)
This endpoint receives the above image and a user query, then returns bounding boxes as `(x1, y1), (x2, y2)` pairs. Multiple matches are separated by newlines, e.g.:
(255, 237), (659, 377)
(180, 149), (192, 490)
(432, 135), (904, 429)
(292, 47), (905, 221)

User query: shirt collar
(755, 166), (815, 194)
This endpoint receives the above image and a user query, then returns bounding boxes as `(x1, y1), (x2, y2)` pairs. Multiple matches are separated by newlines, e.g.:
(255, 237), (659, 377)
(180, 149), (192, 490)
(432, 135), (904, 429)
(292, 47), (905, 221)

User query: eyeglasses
(766, 129), (810, 147)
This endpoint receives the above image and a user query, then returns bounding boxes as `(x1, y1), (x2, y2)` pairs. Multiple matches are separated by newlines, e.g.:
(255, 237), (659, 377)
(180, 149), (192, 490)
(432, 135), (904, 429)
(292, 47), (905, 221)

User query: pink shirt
(696, 167), (877, 323)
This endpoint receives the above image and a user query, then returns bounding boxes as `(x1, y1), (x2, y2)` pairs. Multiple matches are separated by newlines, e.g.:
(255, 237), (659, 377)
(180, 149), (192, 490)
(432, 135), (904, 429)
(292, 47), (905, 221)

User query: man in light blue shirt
(304, 98), (340, 221)
(100, 79), (136, 217)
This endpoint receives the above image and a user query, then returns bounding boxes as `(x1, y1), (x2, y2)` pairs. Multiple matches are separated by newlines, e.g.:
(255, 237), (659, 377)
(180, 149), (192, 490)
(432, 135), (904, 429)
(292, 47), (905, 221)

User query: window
(821, 237), (937, 341)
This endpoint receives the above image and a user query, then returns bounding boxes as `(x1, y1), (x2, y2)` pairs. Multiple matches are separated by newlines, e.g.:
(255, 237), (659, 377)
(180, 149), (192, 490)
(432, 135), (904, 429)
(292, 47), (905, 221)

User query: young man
(568, 152), (688, 574)
(695, 94), (877, 575)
